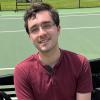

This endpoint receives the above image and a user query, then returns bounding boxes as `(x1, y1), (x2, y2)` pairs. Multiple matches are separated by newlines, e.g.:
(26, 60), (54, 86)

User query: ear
(57, 25), (61, 35)
(28, 34), (33, 42)
(58, 25), (60, 30)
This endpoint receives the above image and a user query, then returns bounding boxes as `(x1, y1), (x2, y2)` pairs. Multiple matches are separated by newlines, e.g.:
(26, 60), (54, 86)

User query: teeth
(41, 40), (48, 43)
(39, 39), (49, 43)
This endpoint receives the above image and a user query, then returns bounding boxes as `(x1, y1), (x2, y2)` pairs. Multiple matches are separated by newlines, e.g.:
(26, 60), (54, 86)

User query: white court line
(0, 17), (22, 19)
(60, 13), (100, 17)
(59, 11), (100, 15)
(62, 26), (100, 30)
(0, 68), (14, 70)
(0, 26), (100, 33)
(0, 12), (100, 19)
(0, 30), (25, 33)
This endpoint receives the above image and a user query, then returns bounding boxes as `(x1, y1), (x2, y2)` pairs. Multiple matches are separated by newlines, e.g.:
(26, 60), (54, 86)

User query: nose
(38, 26), (47, 36)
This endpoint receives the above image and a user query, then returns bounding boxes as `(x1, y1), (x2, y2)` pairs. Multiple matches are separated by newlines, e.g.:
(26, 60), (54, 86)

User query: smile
(39, 38), (50, 44)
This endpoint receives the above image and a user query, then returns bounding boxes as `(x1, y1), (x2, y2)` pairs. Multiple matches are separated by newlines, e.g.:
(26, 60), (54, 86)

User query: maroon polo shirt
(14, 49), (93, 100)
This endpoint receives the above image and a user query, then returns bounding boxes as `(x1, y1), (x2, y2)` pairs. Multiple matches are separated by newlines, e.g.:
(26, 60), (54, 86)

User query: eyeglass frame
(29, 21), (56, 34)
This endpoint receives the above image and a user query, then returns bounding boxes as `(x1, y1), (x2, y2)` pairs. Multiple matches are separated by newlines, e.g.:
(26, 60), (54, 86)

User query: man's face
(28, 11), (60, 53)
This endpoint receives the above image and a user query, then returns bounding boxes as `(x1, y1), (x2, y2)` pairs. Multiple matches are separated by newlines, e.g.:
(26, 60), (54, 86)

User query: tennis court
(0, 7), (100, 76)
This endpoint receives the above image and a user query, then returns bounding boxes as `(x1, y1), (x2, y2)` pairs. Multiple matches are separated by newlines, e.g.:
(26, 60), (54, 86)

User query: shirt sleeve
(14, 64), (35, 100)
(76, 58), (93, 93)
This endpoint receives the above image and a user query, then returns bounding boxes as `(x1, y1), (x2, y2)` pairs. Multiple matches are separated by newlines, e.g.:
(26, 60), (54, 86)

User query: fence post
(0, 3), (1, 11)
(79, 0), (80, 8)
(16, 0), (18, 11)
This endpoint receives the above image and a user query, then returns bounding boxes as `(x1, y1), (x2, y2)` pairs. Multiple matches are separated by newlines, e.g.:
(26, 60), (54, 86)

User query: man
(14, 2), (93, 100)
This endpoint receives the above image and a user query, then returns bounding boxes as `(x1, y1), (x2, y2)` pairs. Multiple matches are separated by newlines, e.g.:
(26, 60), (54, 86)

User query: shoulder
(61, 49), (90, 75)
(14, 54), (38, 75)
(62, 49), (89, 64)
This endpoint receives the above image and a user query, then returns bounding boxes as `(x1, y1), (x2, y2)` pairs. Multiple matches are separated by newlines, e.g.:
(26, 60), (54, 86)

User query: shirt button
(52, 80), (57, 87)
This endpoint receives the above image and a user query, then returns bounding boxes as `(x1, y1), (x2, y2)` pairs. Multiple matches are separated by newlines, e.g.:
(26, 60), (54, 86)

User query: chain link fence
(0, 0), (100, 11)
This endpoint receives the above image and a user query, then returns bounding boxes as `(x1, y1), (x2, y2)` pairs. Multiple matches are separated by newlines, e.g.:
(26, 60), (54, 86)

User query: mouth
(38, 38), (50, 44)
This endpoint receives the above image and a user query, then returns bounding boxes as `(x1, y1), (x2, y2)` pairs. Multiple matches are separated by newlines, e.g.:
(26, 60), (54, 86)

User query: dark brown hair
(24, 2), (60, 34)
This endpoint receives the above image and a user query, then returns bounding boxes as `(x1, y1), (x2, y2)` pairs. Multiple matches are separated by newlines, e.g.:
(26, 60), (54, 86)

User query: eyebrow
(41, 21), (52, 24)
(30, 24), (38, 30)
(30, 21), (53, 29)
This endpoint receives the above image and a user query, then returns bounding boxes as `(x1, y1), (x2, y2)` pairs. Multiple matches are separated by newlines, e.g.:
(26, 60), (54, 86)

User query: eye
(42, 22), (55, 29)
(30, 26), (39, 33)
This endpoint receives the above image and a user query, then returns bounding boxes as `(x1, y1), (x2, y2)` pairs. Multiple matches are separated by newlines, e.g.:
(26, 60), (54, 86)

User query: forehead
(28, 11), (53, 27)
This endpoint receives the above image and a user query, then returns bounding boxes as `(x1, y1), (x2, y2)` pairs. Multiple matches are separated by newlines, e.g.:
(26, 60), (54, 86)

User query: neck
(38, 47), (61, 68)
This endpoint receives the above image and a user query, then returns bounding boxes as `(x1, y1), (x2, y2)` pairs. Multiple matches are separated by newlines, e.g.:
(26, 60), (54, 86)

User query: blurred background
(0, 0), (100, 75)
(0, 0), (100, 11)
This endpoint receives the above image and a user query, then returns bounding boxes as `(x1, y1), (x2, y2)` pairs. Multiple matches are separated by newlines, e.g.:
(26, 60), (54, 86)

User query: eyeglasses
(29, 21), (55, 34)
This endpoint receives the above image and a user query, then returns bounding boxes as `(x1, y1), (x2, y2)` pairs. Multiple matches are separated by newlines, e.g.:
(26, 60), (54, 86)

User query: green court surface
(0, 7), (100, 75)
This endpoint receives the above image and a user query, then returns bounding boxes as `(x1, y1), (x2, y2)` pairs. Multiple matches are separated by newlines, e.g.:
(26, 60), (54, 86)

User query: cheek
(51, 33), (59, 44)
(29, 34), (37, 43)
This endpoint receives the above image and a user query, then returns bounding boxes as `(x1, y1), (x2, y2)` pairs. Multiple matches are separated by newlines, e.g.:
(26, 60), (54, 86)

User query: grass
(80, 1), (100, 7)
(0, 2), (16, 10)
(44, 0), (79, 9)
(0, 0), (100, 10)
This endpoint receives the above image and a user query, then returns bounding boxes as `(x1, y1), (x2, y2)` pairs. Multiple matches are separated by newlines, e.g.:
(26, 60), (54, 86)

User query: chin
(40, 49), (50, 53)
(37, 44), (57, 53)
(39, 47), (52, 53)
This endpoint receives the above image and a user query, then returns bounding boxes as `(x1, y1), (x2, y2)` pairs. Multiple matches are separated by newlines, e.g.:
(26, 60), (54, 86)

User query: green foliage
(80, 0), (100, 7)
(44, 0), (79, 8)
(0, 0), (100, 10)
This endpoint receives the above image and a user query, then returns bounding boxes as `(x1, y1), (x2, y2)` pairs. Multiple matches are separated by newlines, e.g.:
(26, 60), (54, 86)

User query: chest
(31, 67), (77, 100)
